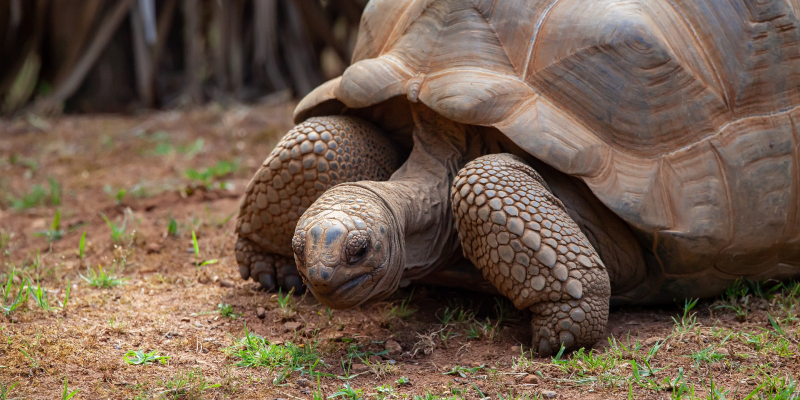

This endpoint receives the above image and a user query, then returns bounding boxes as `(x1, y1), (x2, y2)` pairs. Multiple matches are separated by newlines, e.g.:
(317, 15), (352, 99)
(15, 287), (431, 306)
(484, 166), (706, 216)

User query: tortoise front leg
(235, 116), (399, 291)
(451, 154), (610, 356)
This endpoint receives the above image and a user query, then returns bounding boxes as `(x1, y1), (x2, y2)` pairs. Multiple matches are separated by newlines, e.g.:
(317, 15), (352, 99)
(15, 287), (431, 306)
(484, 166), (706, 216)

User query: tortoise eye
(345, 231), (370, 264)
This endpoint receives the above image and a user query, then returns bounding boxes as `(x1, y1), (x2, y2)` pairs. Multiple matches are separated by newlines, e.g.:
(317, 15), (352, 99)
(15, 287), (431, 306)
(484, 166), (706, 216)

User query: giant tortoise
(235, 0), (800, 354)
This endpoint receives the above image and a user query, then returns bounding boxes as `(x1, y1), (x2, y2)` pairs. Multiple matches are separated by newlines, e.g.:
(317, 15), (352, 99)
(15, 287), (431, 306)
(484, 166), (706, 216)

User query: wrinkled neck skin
(358, 105), (468, 281)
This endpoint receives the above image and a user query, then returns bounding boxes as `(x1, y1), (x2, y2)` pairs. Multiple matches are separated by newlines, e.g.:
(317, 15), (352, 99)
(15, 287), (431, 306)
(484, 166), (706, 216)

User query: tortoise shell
(295, 0), (800, 303)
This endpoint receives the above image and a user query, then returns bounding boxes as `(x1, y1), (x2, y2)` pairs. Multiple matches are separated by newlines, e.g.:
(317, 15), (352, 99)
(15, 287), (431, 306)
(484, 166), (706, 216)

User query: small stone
(644, 337), (665, 346)
(523, 374), (539, 384)
(284, 321), (303, 332)
(296, 378), (310, 387)
(717, 347), (730, 357)
(145, 242), (162, 254)
(369, 354), (382, 364)
(256, 307), (266, 319)
(386, 339), (402, 356)
(218, 280), (235, 288)
(352, 363), (369, 374)
(541, 390), (557, 398)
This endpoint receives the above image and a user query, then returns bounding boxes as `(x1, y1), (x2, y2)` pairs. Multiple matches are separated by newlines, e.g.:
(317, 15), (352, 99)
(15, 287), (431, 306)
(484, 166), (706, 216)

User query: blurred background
(0, 0), (366, 115)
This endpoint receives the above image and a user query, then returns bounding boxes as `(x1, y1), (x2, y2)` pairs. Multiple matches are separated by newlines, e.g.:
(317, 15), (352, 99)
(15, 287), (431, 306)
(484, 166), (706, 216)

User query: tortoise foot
(235, 236), (303, 292)
(452, 153), (610, 355)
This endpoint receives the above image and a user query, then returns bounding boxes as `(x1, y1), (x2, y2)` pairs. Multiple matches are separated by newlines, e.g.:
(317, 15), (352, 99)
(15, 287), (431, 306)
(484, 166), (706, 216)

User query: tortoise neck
(357, 105), (467, 279)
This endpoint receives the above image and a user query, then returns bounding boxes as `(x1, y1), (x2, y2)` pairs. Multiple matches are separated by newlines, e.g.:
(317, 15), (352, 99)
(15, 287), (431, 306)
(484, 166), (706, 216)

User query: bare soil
(0, 105), (798, 399)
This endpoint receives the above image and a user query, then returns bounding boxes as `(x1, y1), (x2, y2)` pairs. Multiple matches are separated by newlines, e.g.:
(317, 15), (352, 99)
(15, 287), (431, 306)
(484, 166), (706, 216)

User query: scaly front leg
(452, 153), (610, 355)
(235, 116), (399, 291)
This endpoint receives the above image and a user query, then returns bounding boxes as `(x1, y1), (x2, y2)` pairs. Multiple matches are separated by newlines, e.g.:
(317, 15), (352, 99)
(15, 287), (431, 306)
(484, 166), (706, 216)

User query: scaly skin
(451, 153), (610, 355)
(235, 116), (399, 290)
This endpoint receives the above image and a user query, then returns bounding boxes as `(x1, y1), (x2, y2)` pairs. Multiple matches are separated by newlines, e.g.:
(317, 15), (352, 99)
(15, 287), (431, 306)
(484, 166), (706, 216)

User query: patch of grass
(159, 368), (220, 399)
(61, 377), (78, 400)
(124, 349), (170, 365)
(100, 211), (129, 243)
(217, 303), (240, 319)
(443, 364), (484, 378)
(329, 383), (363, 400)
(437, 305), (474, 325)
(6, 178), (61, 210)
(185, 160), (238, 189)
(7, 185), (46, 210)
(387, 289), (417, 320)
(80, 265), (127, 288)
(225, 326), (324, 384)
(148, 135), (204, 159)
(689, 346), (728, 364)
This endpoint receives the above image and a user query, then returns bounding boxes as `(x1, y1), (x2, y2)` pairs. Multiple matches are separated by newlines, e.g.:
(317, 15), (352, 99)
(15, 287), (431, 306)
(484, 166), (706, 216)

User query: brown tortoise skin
(235, 116), (399, 290)
(451, 154), (610, 355)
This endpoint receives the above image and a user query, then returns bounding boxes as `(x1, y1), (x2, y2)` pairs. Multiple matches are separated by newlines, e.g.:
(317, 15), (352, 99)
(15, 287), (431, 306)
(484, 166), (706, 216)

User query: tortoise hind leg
(451, 153), (610, 355)
(235, 116), (399, 291)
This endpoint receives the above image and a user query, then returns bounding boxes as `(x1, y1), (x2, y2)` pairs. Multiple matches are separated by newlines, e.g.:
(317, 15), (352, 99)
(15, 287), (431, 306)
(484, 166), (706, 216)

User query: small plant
(672, 298), (699, 337)
(387, 289), (417, 319)
(106, 316), (128, 332)
(374, 385), (395, 400)
(33, 209), (65, 242)
(191, 230), (218, 268)
(61, 377), (78, 400)
(104, 185), (127, 205)
(1, 268), (28, 315)
(167, 217), (178, 237)
(100, 211), (128, 243)
(80, 265), (127, 288)
(60, 278), (71, 309)
(124, 349), (170, 365)
(395, 377), (410, 385)
(272, 287), (296, 319)
(329, 383), (363, 400)
(0, 381), (18, 399)
(28, 280), (50, 311)
(218, 303), (241, 319)
(78, 232), (87, 260)
(443, 364), (485, 378)
(160, 368), (220, 399)
(49, 178), (62, 206)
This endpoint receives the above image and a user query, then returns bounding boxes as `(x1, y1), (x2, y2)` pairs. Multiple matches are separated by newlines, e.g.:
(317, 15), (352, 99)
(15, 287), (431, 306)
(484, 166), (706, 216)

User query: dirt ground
(0, 104), (798, 399)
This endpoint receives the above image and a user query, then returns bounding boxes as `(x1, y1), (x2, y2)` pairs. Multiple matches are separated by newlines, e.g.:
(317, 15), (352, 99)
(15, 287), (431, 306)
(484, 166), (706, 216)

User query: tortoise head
(292, 185), (404, 309)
